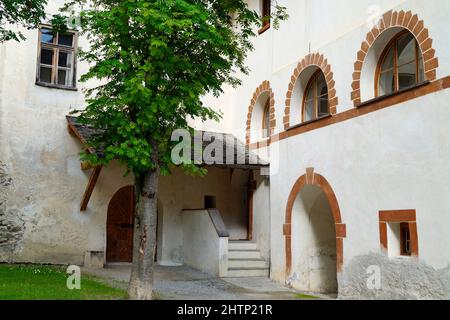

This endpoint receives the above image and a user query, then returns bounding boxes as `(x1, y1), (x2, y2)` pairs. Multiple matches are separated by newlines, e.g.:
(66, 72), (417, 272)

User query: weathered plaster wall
(0, 161), (24, 261)
(0, 0), (108, 264)
(0, 0), (249, 266)
(0, 1), (138, 263)
(339, 254), (450, 300)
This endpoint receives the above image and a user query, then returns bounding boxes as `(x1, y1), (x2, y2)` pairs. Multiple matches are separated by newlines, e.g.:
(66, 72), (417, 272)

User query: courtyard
(82, 264), (328, 300)
(0, 263), (330, 300)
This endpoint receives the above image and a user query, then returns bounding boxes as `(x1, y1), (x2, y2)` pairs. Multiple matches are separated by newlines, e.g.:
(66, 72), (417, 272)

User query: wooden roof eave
(67, 117), (102, 212)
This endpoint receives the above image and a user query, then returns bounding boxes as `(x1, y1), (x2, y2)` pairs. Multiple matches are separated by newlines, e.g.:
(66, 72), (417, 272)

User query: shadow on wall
(288, 184), (338, 294)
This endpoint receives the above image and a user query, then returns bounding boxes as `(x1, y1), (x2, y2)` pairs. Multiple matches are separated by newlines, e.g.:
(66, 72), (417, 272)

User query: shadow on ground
(82, 264), (333, 300)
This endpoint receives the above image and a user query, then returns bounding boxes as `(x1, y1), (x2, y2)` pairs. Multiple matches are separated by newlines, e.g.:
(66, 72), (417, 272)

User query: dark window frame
(400, 222), (412, 256)
(375, 30), (424, 98)
(258, 0), (271, 35)
(36, 24), (78, 90)
(261, 98), (271, 139)
(301, 70), (330, 123)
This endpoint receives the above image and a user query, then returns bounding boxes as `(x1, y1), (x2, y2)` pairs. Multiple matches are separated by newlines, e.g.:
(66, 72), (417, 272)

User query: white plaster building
(1, 0), (450, 299)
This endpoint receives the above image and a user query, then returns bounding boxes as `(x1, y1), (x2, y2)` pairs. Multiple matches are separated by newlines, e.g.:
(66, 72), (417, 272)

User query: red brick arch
(351, 10), (439, 106)
(283, 168), (346, 276)
(245, 81), (276, 145)
(283, 53), (338, 129)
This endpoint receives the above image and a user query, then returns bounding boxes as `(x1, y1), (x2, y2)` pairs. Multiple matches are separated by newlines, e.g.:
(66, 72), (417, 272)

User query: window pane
(58, 51), (72, 68)
(304, 100), (315, 122)
(58, 33), (73, 47)
(418, 58), (424, 83)
(41, 48), (53, 65)
(262, 102), (270, 138)
(417, 45), (425, 83)
(397, 33), (416, 66)
(398, 61), (417, 90)
(41, 28), (54, 44)
(305, 83), (314, 102)
(39, 66), (52, 83)
(381, 44), (395, 71)
(58, 69), (72, 87)
(378, 69), (395, 96)
(318, 97), (329, 117)
(316, 72), (328, 97)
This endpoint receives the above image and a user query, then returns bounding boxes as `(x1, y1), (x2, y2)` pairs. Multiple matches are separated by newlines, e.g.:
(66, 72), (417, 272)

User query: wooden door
(106, 186), (135, 262)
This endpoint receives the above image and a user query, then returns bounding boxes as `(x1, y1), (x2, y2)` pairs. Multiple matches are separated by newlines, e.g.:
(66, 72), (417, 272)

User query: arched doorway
(284, 169), (346, 294)
(106, 186), (135, 263)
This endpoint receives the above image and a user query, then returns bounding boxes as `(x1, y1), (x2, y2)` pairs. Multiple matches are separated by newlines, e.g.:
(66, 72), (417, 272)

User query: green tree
(63, 0), (287, 300)
(0, 0), (47, 41)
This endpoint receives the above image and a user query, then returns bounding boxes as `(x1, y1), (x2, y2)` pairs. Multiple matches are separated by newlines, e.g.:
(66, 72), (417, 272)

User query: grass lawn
(295, 293), (320, 300)
(0, 264), (127, 300)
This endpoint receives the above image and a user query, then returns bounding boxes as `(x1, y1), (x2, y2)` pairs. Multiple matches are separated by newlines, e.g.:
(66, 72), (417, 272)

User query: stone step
(228, 241), (258, 251)
(228, 250), (261, 260)
(228, 258), (268, 269)
(226, 267), (270, 278)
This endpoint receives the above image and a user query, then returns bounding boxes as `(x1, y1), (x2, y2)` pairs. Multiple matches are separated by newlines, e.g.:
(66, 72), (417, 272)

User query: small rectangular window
(259, 0), (271, 34)
(400, 223), (411, 256)
(36, 26), (77, 89)
(204, 196), (217, 209)
(262, 0), (271, 25)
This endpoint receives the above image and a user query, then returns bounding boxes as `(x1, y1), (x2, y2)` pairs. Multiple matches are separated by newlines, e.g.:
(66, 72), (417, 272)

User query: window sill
(35, 81), (78, 91)
(258, 24), (271, 35)
(249, 137), (270, 149)
(357, 81), (431, 108)
(389, 255), (413, 260)
(253, 137), (270, 145)
(286, 114), (333, 132)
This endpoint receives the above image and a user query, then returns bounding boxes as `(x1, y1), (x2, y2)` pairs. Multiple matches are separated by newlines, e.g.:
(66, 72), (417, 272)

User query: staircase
(226, 241), (269, 277)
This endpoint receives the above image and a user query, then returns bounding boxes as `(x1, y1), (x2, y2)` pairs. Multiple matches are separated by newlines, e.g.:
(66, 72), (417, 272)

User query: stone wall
(339, 253), (450, 300)
(0, 161), (25, 261)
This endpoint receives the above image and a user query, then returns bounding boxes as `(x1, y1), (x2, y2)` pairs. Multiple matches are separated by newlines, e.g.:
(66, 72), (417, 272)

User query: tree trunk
(127, 168), (159, 300)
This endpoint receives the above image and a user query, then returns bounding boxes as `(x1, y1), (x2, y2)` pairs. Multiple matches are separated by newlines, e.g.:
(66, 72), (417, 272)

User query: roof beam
(80, 166), (102, 212)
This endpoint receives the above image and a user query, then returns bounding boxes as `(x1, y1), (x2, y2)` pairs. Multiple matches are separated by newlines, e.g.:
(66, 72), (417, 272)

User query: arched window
(376, 31), (424, 97)
(262, 99), (270, 138)
(302, 71), (329, 122)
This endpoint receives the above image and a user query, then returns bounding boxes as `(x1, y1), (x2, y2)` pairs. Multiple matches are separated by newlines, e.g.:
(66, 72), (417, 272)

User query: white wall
(387, 223), (401, 257)
(227, 0), (450, 144)
(269, 89), (450, 286)
(182, 210), (228, 277)
(251, 169), (271, 261)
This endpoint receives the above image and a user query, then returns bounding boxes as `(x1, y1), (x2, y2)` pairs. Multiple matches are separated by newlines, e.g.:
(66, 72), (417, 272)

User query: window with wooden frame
(302, 71), (329, 122)
(259, 0), (271, 34)
(36, 25), (78, 89)
(379, 210), (419, 258)
(376, 31), (425, 97)
(400, 223), (411, 256)
(262, 99), (271, 139)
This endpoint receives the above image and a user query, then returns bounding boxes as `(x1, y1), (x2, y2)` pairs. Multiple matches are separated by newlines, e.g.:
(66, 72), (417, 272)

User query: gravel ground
(82, 264), (328, 300)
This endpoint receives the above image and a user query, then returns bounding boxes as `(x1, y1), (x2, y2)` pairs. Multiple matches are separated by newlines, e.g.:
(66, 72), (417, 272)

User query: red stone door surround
(283, 168), (346, 276)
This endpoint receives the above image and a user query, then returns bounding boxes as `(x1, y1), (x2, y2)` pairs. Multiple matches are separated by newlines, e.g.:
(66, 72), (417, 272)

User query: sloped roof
(66, 116), (268, 169)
